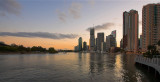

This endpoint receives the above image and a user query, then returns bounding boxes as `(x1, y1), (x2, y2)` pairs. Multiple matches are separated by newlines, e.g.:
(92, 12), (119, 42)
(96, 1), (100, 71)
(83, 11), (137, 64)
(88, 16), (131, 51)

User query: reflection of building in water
(121, 54), (137, 81)
(101, 42), (106, 52)
(89, 53), (106, 73)
(77, 53), (90, 73)
(114, 55), (123, 78)
(78, 53), (82, 61)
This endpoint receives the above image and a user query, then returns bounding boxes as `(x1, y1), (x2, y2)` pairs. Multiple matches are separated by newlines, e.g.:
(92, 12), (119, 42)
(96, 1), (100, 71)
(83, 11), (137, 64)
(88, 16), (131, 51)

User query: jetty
(135, 55), (160, 75)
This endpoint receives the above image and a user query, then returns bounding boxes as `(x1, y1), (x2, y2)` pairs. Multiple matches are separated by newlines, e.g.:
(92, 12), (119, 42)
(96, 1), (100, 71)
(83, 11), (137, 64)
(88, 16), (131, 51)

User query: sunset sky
(0, 0), (159, 50)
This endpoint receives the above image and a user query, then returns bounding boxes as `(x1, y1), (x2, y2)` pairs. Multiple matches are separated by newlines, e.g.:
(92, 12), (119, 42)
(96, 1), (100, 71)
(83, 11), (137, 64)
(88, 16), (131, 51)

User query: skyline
(0, 0), (160, 49)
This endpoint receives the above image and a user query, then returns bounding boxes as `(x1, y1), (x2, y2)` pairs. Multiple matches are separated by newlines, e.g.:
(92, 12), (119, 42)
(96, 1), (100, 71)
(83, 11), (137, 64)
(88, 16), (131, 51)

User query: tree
(144, 45), (159, 58)
(147, 45), (156, 52)
(0, 43), (57, 53)
(0, 41), (5, 44)
(26, 47), (31, 52)
(0, 41), (8, 46)
(18, 45), (26, 51)
(48, 47), (57, 53)
(11, 43), (18, 47)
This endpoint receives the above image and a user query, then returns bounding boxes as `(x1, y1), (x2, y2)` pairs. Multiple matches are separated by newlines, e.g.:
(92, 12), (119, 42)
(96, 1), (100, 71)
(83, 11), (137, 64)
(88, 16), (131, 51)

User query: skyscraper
(111, 30), (116, 38)
(140, 35), (142, 49)
(74, 45), (79, 51)
(90, 28), (95, 51)
(120, 38), (123, 49)
(95, 38), (98, 51)
(83, 41), (87, 51)
(123, 11), (129, 49)
(142, 4), (160, 51)
(97, 33), (104, 52)
(127, 10), (139, 53)
(106, 36), (110, 51)
(78, 37), (82, 51)
(106, 35), (116, 51)
(123, 10), (139, 53)
(111, 30), (117, 47)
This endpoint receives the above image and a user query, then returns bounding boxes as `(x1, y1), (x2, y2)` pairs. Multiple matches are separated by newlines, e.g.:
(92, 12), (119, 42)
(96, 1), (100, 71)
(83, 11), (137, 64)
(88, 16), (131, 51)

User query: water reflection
(89, 53), (105, 74)
(114, 54), (123, 79)
(0, 53), (159, 82)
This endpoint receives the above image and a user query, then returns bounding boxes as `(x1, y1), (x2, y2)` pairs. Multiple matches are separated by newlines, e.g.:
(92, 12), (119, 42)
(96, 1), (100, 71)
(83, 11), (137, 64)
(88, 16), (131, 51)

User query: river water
(0, 52), (159, 82)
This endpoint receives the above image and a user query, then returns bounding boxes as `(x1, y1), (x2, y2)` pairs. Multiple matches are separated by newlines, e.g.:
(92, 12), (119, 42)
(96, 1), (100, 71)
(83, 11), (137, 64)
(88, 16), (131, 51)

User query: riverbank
(0, 51), (58, 55)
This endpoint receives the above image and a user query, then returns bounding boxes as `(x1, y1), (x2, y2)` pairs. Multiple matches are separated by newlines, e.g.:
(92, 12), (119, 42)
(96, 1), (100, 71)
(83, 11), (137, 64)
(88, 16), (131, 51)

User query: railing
(135, 55), (160, 74)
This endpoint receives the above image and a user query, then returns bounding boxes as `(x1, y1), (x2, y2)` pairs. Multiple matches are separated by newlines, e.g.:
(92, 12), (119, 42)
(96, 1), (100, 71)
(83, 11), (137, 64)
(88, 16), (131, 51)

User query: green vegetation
(0, 42), (57, 54)
(48, 47), (57, 53)
(143, 40), (160, 58)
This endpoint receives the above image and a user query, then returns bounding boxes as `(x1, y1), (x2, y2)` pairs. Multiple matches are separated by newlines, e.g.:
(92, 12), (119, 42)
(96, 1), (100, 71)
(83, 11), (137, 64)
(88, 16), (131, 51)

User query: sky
(0, 0), (159, 50)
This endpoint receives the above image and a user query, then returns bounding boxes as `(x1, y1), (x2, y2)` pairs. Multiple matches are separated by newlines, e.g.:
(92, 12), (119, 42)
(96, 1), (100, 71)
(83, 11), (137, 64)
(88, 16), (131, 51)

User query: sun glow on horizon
(0, 36), (77, 50)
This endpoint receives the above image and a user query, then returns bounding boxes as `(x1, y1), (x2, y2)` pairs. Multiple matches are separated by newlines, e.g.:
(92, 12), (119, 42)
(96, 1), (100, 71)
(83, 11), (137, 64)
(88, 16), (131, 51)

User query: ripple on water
(0, 53), (159, 82)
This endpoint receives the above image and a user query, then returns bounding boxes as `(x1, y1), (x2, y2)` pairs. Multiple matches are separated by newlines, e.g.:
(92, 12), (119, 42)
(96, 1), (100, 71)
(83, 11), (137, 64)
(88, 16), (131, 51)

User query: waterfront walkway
(135, 55), (160, 74)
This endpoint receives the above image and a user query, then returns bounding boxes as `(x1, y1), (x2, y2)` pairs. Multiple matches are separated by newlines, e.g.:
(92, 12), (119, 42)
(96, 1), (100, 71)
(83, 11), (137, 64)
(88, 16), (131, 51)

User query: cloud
(86, 23), (115, 31)
(0, 32), (78, 39)
(57, 10), (67, 22)
(0, 0), (21, 16)
(57, 2), (82, 22)
(0, 12), (6, 16)
(88, 0), (95, 6)
(69, 2), (82, 19)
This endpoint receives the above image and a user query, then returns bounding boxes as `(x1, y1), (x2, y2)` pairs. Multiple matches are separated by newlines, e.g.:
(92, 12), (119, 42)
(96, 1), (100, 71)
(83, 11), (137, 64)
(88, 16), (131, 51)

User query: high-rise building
(120, 38), (123, 48)
(138, 38), (140, 49)
(95, 38), (98, 51)
(111, 30), (116, 38)
(123, 10), (139, 53)
(127, 10), (139, 53)
(106, 35), (116, 51)
(111, 30), (117, 47)
(78, 37), (82, 51)
(106, 36), (110, 51)
(142, 4), (160, 51)
(83, 41), (87, 51)
(90, 28), (95, 51)
(74, 45), (79, 51)
(97, 33), (104, 52)
(123, 11), (129, 49)
(140, 35), (142, 49)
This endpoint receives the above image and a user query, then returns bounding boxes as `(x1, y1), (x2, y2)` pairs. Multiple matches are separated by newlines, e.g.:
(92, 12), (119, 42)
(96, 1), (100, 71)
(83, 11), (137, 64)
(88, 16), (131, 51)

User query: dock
(135, 55), (160, 75)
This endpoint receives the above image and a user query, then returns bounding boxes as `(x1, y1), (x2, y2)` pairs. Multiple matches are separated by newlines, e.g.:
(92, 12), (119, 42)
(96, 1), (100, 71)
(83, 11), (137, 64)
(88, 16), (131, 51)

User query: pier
(135, 55), (160, 75)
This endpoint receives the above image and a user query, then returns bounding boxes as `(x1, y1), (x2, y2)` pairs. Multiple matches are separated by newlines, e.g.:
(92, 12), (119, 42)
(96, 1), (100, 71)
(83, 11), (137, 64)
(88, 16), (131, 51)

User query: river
(0, 52), (159, 82)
